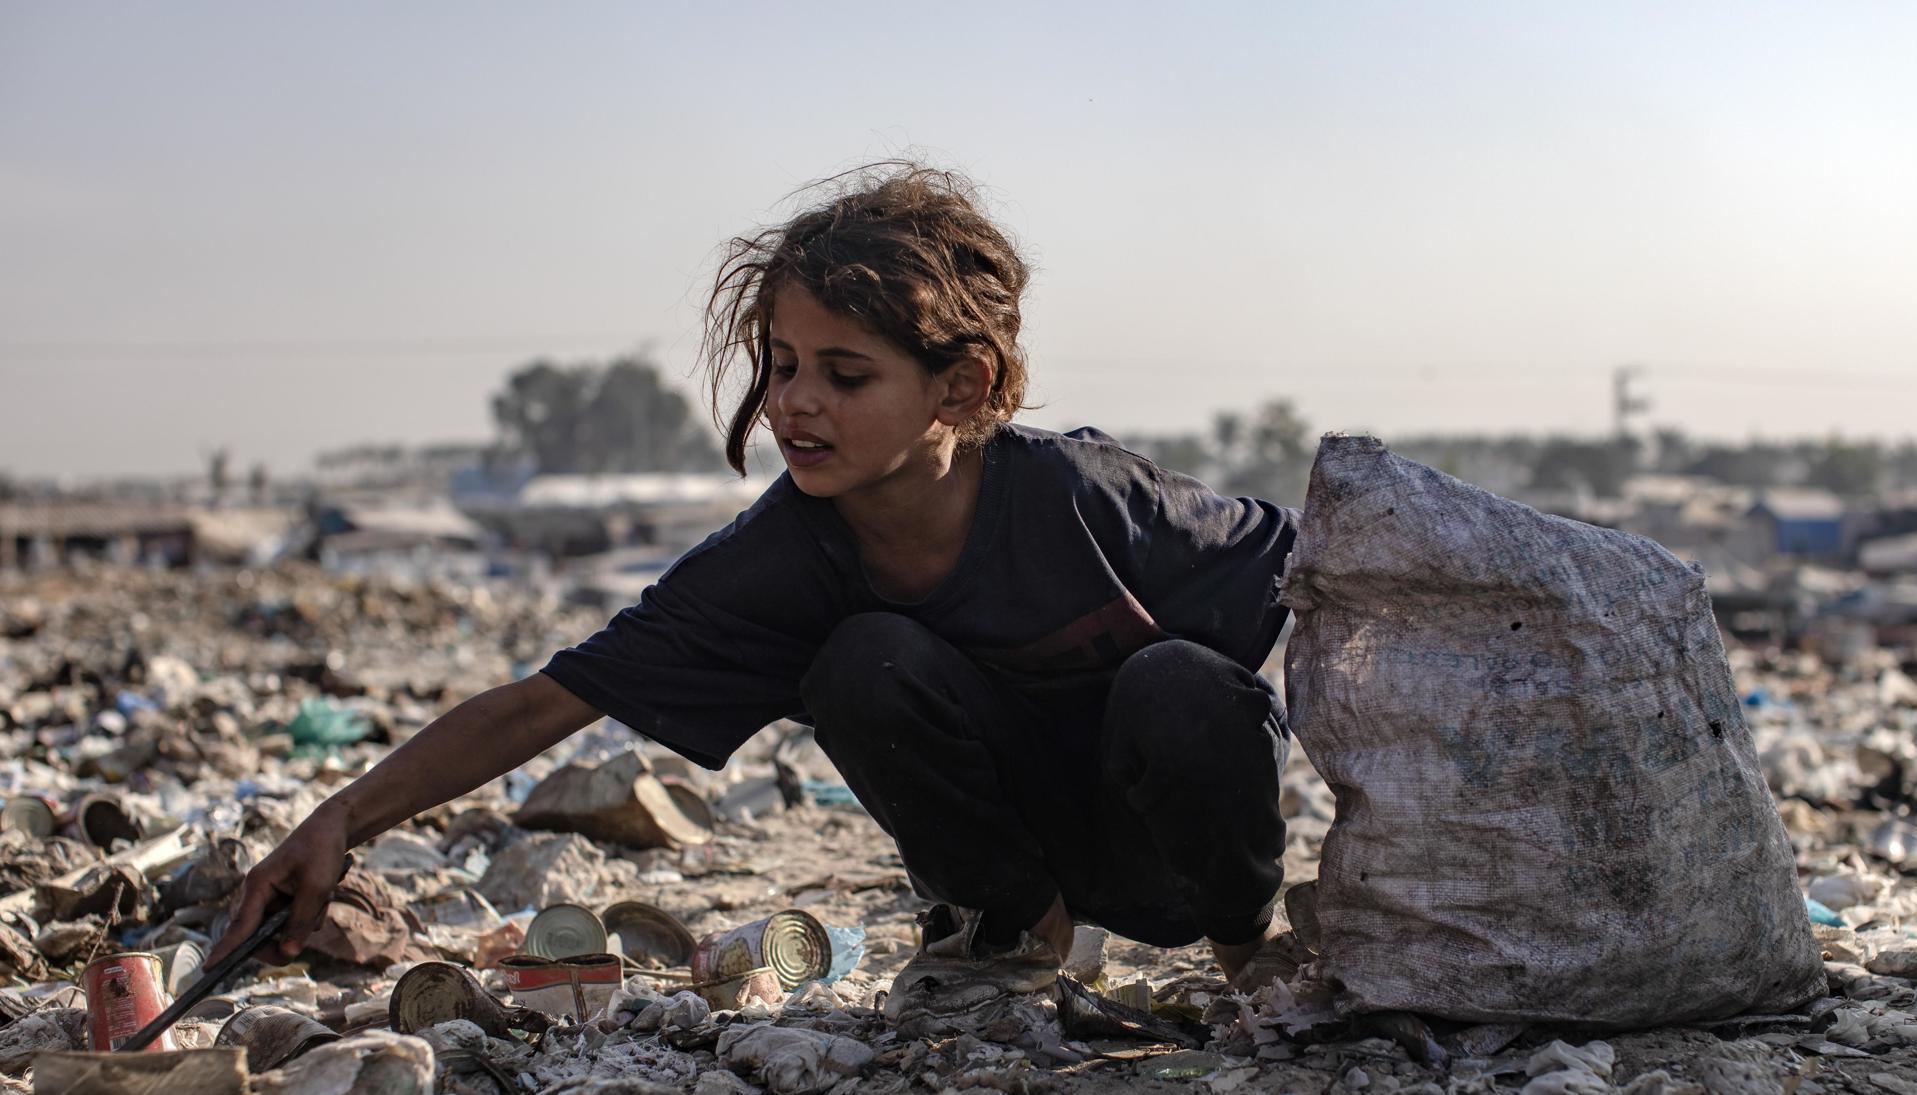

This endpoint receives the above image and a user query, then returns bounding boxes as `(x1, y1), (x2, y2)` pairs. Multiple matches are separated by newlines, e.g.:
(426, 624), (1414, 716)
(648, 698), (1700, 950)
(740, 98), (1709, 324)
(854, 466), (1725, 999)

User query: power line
(1042, 358), (1917, 388)
(0, 333), (646, 360)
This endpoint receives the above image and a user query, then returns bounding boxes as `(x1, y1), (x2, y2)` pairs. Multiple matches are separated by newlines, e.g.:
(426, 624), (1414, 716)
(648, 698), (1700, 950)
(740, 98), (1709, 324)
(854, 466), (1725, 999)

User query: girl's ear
(934, 356), (995, 427)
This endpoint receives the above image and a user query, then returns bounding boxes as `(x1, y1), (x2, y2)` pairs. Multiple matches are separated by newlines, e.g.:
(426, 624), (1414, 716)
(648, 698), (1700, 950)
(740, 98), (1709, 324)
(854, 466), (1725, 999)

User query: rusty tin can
(523, 903), (607, 959)
(601, 901), (695, 968)
(498, 952), (622, 1021)
(389, 961), (516, 1037)
(216, 1004), (340, 1071)
(690, 909), (830, 989)
(82, 952), (176, 1051)
(694, 966), (785, 1011)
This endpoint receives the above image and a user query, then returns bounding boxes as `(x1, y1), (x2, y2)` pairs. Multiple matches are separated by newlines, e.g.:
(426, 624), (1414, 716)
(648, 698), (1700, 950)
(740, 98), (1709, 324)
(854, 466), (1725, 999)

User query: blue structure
(1749, 490), (1846, 559)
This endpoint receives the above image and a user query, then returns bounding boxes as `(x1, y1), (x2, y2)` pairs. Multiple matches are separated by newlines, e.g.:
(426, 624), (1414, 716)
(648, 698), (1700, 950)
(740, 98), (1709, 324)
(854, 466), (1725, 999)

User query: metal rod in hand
(118, 844), (357, 1055)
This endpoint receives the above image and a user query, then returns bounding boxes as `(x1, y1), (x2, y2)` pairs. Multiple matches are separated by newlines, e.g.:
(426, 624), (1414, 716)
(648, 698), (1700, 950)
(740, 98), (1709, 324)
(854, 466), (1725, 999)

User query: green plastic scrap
(1143, 1050), (1225, 1080)
(284, 696), (371, 755)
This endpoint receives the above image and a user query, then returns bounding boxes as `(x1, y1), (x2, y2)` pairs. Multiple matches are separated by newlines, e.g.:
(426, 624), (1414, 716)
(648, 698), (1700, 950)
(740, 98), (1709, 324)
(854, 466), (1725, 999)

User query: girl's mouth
(782, 437), (833, 468)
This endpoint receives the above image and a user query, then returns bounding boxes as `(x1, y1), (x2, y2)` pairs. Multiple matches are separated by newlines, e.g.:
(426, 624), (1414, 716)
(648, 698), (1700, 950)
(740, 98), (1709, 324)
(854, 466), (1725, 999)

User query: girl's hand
(209, 803), (350, 964)
(206, 673), (602, 965)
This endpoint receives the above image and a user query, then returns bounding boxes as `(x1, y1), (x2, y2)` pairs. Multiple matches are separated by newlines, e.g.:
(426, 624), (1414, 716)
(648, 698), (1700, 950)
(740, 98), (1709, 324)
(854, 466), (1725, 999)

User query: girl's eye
(772, 362), (796, 378)
(830, 373), (868, 389)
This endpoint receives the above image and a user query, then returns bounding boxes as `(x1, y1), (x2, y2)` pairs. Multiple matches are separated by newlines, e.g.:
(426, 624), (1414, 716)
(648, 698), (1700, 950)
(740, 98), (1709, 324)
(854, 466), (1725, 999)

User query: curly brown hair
(702, 163), (1033, 474)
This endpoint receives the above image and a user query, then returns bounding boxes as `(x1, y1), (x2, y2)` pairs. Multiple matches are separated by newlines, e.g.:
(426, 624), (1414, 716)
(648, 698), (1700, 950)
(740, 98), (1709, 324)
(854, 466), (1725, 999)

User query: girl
(215, 164), (1301, 1019)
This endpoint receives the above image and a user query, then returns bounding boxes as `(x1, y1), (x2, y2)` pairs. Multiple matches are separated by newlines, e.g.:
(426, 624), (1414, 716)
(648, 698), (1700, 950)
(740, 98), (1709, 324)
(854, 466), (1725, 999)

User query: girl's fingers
(277, 864), (338, 960)
(211, 869), (279, 964)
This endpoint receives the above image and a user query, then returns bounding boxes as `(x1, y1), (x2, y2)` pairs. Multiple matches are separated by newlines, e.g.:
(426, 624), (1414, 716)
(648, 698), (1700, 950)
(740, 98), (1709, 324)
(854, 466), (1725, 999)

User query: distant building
(311, 500), (488, 577)
(0, 503), (289, 570)
(314, 442), (496, 495)
(1861, 531), (1917, 577)
(1748, 489), (1849, 560)
(458, 472), (768, 559)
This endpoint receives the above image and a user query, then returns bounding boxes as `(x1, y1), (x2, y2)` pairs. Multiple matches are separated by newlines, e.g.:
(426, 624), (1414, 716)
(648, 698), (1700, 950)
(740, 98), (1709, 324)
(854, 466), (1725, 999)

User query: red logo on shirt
(984, 591), (1168, 674)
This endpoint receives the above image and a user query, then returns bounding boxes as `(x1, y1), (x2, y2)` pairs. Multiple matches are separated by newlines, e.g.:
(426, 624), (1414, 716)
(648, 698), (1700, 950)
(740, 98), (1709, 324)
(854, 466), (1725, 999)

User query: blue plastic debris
(824, 924), (866, 983)
(803, 780), (859, 808)
(1742, 689), (1770, 709)
(503, 770), (538, 804)
(1806, 896), (1845, 928)
(115, 690), (156, 716)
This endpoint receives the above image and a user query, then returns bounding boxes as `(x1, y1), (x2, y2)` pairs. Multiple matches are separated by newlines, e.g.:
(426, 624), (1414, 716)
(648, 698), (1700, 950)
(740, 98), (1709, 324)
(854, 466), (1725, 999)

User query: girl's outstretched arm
(209, 673), (602, 962)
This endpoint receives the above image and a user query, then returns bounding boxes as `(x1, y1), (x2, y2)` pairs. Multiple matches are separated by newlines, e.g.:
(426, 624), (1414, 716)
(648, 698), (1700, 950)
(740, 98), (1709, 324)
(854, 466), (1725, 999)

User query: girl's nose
(775, 368), (822, 416)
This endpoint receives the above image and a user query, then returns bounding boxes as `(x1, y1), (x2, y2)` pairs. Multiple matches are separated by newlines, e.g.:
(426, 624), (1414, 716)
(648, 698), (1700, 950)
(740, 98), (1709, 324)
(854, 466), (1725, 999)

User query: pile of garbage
(2, 563), (1916, 1093)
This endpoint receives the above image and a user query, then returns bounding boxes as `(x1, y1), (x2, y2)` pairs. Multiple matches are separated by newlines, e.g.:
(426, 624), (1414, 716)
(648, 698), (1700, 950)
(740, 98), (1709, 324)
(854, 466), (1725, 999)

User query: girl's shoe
(882, 905), (1061, 1034)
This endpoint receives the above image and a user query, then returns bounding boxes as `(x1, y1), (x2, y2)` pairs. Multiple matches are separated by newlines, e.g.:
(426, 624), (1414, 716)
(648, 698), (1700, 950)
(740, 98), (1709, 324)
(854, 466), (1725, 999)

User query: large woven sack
(1278, 435), (1824, 1027)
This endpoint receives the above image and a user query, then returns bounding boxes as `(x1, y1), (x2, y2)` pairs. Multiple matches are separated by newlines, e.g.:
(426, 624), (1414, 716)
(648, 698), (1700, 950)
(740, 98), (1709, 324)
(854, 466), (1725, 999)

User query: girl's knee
(1109, 640), (1240, 718)
(807, 610), (931, 679)
(1106, 640), (1278, 768)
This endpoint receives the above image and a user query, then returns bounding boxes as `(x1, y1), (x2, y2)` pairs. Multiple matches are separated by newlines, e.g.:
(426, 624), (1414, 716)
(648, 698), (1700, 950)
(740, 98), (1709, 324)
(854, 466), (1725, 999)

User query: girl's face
(765, 284), (969, 501)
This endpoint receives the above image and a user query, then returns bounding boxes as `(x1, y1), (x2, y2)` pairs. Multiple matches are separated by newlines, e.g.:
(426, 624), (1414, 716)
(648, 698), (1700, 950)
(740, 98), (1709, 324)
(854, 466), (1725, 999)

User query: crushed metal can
(82, 951), (176, 1051)
(524, 902), (607, 959)
(694, 965), (784, 1011)
(601, 901), (695, 967)
(410, 888), (500, 929)
(389, 961), (517, 1037)
(498, 952), (622, 1021)
(690, 909), (831, 989)
(216, 1004), (341, 1071)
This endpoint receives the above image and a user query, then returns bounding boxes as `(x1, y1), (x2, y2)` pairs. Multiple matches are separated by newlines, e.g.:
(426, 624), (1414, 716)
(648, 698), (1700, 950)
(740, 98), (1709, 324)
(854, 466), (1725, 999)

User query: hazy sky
(4, 2), (1914, 480)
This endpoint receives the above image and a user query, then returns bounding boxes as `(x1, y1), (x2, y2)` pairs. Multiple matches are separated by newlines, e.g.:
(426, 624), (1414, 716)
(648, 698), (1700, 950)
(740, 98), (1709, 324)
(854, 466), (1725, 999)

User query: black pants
(802, 612), (1288, 948)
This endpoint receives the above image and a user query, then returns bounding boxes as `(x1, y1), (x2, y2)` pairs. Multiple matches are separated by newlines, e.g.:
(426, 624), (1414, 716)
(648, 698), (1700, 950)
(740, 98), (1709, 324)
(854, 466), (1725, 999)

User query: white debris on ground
(1, 565), (1916, 1092)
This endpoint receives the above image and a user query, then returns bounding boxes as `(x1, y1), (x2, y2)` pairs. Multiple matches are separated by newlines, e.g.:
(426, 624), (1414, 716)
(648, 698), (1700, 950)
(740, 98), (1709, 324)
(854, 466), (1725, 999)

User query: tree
(206, 447), (230, 505)
(1806, 438), (1884, 497)
(1215, 399), (1313, 504)
(492, 356), (721, 474)
(580, 359), (722, 473)
(1685, 443), (1792, 488)
(1649, 427), (1693, 474)
(1528, 437), (1641, 498)
(1890, 442), (1917, 491)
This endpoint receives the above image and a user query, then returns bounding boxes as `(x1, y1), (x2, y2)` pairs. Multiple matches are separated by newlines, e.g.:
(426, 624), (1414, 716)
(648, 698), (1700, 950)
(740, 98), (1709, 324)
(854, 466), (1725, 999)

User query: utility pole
(1613, 366), (1651, 439)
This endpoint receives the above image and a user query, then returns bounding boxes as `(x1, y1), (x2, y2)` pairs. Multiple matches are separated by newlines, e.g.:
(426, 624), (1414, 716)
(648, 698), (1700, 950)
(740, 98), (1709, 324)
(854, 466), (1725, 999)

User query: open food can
(499, 952), (623, 1021)
(524, 903), (608, 960)
(601, 901), (695, 968)
(389, 961), (517, 1037)
(690, 909), (830, 989)
(0, 794), (60, 838)
(150, 940), (205, 996)
(68, 792), (143, 849)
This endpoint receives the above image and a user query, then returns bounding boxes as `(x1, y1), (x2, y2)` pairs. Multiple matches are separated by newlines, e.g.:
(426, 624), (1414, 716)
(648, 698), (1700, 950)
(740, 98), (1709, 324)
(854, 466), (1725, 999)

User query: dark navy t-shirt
(539, 424), (1300, 769)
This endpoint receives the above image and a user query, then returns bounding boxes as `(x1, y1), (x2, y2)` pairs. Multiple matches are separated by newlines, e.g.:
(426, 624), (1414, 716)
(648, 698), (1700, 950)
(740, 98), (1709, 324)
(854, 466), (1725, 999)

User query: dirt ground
(3, 565), (1916, 1093)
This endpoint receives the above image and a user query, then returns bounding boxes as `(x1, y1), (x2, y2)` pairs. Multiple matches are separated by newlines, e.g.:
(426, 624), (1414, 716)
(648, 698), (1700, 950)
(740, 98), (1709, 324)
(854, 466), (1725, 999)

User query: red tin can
(82, 952), (176, 1052)
(498, 952), (623, 1021)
